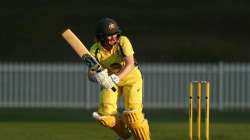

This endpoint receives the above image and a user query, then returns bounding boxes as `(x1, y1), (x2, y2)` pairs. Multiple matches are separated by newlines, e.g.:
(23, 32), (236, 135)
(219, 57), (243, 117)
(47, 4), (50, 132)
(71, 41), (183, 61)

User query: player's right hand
(95, 69), (115, 89)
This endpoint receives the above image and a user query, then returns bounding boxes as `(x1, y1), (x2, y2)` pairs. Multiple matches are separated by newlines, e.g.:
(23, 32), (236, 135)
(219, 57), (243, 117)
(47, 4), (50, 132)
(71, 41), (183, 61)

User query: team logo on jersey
(109, 63), (122, 74)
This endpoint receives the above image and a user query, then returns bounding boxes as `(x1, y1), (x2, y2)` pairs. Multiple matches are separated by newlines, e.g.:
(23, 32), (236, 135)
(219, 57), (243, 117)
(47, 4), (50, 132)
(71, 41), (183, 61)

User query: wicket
(189, 80), (210, 140)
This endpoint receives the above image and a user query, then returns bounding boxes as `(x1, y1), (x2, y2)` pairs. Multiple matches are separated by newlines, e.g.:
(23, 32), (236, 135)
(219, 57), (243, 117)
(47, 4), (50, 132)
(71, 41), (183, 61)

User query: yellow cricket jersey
(89, 36), (142, 86)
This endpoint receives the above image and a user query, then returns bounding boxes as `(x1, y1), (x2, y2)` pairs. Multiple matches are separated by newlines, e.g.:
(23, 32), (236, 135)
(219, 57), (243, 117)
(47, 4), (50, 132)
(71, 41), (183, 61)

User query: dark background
(1, 0), (250, 63)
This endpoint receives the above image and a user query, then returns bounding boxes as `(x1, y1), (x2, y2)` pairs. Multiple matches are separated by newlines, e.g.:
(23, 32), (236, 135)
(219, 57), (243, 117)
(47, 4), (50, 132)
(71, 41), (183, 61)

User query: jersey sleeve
(89, 43), (99, 56)
(119, 36), (134, 56)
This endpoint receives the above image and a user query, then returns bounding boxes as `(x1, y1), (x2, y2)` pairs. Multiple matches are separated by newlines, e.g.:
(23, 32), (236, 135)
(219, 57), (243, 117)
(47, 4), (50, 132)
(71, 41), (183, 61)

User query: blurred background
(0, 0), (250, 140)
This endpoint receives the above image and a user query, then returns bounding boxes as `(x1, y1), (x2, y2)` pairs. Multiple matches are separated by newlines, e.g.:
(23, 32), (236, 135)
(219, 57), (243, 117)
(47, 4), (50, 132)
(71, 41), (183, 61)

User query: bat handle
(111, 87), (117, 92)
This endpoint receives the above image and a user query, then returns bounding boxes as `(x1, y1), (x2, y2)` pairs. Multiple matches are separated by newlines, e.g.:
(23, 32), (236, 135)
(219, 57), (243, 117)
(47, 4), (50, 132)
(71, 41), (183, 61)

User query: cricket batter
(88, 17), (150, 140)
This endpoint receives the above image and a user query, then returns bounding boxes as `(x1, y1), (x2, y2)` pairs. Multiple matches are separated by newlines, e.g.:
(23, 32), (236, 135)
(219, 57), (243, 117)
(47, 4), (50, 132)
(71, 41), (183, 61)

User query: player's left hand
(95, 69), (116, 89)
(110, 74), (120, 84)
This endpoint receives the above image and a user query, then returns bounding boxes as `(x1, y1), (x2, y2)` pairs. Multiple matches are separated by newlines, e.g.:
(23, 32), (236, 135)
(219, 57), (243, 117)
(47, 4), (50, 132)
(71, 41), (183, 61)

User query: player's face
(106, 34), (118, 46)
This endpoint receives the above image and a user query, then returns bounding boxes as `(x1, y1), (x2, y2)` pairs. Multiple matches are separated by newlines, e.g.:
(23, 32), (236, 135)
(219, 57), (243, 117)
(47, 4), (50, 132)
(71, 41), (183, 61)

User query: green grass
(0, 121), (249, 140)
(0, 109), (249, 140)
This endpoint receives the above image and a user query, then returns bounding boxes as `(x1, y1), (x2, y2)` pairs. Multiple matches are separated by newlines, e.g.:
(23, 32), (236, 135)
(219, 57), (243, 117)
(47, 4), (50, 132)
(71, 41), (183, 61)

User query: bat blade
(61, 29), (101, 70)
(61, 29), (90, 58)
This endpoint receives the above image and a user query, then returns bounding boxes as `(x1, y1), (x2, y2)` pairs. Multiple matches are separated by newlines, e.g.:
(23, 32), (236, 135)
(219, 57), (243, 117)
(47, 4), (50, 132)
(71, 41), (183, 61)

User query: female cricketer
(88, 17), (150, 140)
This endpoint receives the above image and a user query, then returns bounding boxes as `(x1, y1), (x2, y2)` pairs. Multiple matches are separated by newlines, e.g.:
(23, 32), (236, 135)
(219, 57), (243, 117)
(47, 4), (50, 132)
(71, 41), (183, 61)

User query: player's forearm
(117, 59), (135, 80)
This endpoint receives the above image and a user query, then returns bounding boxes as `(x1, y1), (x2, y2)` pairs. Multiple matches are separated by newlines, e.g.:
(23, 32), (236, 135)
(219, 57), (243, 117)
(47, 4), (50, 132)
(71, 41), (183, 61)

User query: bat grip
(111, 87), (117, 92)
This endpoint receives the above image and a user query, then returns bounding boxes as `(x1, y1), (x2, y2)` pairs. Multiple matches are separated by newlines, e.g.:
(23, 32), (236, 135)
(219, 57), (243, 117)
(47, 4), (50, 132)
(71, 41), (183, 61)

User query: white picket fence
(0, 62), (250, 111)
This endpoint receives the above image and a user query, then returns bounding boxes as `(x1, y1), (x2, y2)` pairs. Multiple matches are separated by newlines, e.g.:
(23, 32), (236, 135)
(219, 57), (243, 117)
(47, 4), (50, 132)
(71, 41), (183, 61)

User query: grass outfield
(0, 109), (249, 140)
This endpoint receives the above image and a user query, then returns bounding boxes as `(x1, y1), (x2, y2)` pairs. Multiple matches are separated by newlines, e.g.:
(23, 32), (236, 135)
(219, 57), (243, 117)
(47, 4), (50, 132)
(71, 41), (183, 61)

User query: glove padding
(95, 69), (114, 89)
(95, 69), (120, 89)
(110, 74), (120, 84)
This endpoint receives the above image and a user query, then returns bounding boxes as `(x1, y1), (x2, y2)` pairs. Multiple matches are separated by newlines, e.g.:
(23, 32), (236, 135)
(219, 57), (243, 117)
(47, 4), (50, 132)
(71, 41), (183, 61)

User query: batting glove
(110, 74), (120, 84)
(95, 69), (115, 89)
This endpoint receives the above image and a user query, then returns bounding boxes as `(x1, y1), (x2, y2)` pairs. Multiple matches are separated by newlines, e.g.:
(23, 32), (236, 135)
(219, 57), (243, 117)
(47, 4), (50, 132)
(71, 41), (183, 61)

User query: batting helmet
(95, 18), (121, 42)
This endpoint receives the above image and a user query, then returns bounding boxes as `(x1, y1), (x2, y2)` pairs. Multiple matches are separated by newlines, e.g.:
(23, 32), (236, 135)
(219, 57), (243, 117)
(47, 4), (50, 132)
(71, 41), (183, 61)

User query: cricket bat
(61, 29), (101, 70)
(61, 29), (116, 92)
